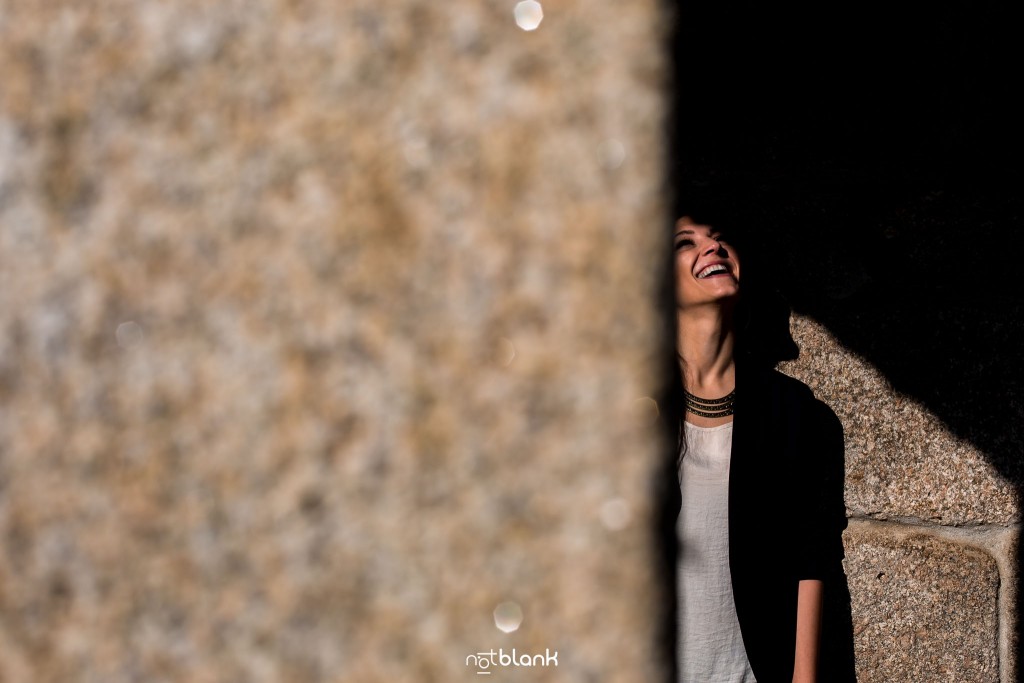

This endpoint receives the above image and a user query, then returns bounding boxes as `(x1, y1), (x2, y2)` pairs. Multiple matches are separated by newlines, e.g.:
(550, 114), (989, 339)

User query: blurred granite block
(0, 1), (668, 681)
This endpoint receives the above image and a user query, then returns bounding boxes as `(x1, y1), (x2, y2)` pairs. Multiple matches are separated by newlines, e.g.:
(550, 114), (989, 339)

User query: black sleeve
(793, 396), (848, 580)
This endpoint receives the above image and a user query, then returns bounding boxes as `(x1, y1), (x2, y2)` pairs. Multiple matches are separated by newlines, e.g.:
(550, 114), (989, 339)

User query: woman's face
(675, 216), (741, 308)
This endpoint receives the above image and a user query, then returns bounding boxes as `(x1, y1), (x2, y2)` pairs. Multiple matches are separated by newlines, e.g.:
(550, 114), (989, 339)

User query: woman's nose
(703, 239), (722, 255)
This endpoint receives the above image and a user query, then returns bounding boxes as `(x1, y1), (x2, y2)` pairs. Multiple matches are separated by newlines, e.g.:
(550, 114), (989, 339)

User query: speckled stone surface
(843, 523), (1000, 682)
(0, 2), (668, 681)
(781, 315), (1019, 526)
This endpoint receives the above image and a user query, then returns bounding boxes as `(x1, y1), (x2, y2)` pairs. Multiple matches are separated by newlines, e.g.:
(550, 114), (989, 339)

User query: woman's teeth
(697, 264), (728, 279)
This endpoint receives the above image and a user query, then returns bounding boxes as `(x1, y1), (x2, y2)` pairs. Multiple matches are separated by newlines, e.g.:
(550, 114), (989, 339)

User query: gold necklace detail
(684, 388), (735, 418)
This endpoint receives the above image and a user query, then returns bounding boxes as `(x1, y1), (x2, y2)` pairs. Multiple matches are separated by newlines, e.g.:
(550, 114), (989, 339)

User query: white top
(677, 421), (756, 683)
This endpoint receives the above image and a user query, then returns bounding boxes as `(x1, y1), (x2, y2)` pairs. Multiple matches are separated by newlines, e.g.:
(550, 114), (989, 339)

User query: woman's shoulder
(745, 364), (816, 403)
(756, 367), (844, 440)
(747, 365), (843, 426)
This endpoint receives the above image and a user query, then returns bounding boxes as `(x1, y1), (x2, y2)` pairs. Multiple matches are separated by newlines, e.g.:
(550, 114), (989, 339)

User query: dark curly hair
(661, 182), (798, 465)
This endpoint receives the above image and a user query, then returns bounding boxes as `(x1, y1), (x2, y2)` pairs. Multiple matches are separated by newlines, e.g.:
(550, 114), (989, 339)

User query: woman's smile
(675, 217), (741, 307)
(695, 261), (734, 279)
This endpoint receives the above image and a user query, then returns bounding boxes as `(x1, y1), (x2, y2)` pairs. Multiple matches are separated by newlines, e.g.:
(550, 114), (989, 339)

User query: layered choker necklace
(684, 388), (735, 418)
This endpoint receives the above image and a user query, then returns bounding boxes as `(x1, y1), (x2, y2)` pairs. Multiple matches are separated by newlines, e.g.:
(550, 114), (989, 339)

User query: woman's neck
(677, 305), (736, 393)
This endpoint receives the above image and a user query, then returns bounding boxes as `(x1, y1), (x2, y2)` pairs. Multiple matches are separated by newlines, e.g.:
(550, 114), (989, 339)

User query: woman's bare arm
(793, 579), (823, 683)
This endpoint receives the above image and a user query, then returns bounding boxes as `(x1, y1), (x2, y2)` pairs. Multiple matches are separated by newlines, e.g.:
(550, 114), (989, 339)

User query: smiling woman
(669, 210), (848, 683)
(674, 217), (741, 318)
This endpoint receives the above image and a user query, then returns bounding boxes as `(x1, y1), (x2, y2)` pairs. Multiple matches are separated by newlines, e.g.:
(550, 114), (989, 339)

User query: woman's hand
(793, 579), (823, 683)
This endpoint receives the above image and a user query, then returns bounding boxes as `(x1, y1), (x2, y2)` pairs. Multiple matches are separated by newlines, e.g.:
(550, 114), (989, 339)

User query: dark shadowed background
(669, 1), (1021, 680)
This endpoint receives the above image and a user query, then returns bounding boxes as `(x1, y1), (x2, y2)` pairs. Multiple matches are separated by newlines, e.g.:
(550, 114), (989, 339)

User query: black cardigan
(672, 364), (849, 683)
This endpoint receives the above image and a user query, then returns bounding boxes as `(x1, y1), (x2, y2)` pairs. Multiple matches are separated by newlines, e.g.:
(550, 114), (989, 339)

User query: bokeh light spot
(514, 1), (543, 31)
(493, 600), (524, 633)
(631, 396), (660, 425)
(600, 139), (627, 170)
(498, 337), (517, 367)
(116, 321), (144, 348)
(600, 497), (631, 531)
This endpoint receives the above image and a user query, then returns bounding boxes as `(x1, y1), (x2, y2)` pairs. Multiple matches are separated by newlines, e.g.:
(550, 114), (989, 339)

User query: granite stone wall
(1, 2), (1019, 683)
(782, 316), (1019, 683)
